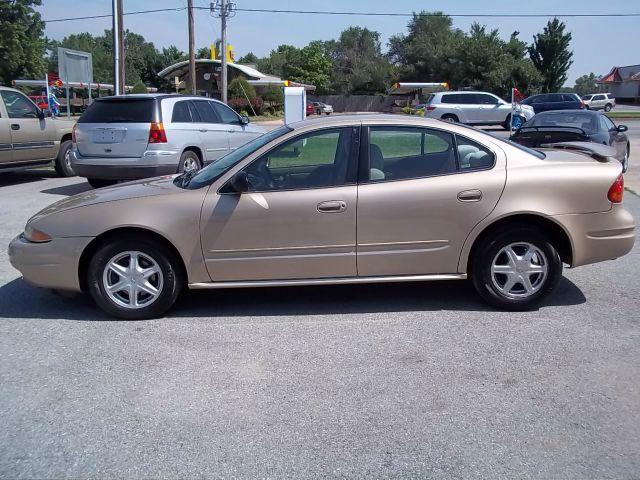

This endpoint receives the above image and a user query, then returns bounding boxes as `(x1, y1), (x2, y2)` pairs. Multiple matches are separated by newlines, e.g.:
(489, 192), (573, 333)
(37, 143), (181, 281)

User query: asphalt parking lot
(1, 136), (639, 477)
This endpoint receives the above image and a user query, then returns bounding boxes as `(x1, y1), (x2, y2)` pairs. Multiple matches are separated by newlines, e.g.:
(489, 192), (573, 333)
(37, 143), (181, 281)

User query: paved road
(0, 167), (639, 477)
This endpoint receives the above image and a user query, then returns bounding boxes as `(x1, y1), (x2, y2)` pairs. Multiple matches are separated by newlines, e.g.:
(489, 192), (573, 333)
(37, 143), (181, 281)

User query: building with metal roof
(598, 65), (640, 101)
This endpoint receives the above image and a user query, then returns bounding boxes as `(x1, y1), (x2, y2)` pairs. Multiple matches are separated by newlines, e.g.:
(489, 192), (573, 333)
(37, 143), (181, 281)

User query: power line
(42, 7), (640, 23)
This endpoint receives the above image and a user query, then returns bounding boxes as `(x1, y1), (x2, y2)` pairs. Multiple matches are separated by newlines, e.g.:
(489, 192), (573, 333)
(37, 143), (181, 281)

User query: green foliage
(0, 0), (47, 85)
(228, 76), (256, 100)
(237, 52), (259, 64)
(573, 73), (598, 96)
(262, 84), (284, 105)
(401, 106), (414, 115)
(529, 18), (573, 92)
(131, 80), (147, 94)
(197, 46), (212, 59)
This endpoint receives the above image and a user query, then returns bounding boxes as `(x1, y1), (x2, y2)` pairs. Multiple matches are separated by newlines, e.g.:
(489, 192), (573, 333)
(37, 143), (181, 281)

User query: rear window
(528, 112), (597, 132)
(78, 99), (155, 123)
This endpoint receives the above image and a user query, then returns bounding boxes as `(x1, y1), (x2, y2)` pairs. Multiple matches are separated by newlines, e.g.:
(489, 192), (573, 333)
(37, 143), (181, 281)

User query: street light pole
(112, 0), (121, 95)
(220, 0), (227, 104)
(188, 0), (196, 94)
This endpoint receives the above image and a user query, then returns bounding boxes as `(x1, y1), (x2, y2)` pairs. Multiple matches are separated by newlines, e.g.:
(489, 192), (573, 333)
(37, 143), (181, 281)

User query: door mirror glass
(37, 109), (46, 120)
(240, 115), (250, 125)
(228, 171), (250, 193)
(43, 108), (52, 118)
(617, 124), (628, 133)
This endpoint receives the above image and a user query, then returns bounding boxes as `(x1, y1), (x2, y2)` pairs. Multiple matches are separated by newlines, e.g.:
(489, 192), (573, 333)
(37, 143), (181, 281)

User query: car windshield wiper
(174, 169), (199, 188)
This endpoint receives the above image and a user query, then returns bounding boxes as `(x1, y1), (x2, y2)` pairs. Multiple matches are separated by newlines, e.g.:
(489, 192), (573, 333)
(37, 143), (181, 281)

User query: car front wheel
(471, 227), (562, 311)
(87, 237), (183, 319)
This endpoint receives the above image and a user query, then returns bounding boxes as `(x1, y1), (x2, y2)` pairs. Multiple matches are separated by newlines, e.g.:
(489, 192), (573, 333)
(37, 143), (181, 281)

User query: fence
(307, 95), (401, 113)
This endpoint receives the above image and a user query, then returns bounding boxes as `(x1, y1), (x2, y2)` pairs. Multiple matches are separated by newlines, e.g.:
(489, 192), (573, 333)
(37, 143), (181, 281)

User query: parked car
(520, 93), (584, 114)
(306, 101), (314, 116)
(29, 95), (49, 110)
(0, 86), (75, 177)
(312, 102), (333, 115)
(71, 94), (265, 188)
(421, 91), (534, 129)
(10, 115), (635, 319)
(510, 109), (630, 171)
(581, 93), (616, 112)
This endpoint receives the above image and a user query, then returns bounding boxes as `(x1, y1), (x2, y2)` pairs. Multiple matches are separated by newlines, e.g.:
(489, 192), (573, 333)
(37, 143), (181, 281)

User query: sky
(36, 0), (640, 86)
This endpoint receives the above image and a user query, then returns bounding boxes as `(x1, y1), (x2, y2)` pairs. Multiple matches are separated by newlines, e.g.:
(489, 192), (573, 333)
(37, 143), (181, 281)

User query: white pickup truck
(0, 86), (75, 176)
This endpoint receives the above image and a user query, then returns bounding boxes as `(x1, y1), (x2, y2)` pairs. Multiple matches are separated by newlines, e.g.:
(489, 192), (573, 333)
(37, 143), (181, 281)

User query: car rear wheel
(178, 150), (202, 174)
(87, 237), (183, 319)
(54, 140), (75, 177)
(87, 178), (117, 189)
(441, 114), (459, 123)
(604, 103), (612, 112)
(471, 227), (562, 311)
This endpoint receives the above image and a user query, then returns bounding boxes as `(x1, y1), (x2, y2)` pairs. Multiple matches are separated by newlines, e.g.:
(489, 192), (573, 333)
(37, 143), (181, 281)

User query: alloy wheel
(490, 242), (548, 299)
(183, 157), (199, 173)
(102, 251), (164, 309)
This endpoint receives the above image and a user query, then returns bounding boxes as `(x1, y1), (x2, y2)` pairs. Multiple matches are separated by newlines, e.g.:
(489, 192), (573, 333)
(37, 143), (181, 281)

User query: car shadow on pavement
(0, 169), (57, 187)
(0, 276), (586, 321)
(41, 181), (92, 196)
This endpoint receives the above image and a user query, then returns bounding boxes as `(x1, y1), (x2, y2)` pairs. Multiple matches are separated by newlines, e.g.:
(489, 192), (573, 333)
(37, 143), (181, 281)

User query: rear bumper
(8, 234), (93, 292)
(71, 149), (180, 180)
(553, 204), (636, 267)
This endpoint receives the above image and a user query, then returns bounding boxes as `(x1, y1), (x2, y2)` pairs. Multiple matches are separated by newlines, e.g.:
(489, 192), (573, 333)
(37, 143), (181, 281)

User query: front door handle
(11, 124), (20, 130)
(457, 189), (483, 202)
(317, 200), (347, 213)
(199, 128), (209, 132)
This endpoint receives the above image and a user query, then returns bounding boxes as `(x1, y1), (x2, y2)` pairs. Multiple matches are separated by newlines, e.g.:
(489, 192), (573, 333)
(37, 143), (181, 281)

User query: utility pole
(117, 0), (125, 94)
(220, 0), (227, 104)
(188, 0), (196, 94)
(211, 1), (235, 104)
(112, 0), (121, 95)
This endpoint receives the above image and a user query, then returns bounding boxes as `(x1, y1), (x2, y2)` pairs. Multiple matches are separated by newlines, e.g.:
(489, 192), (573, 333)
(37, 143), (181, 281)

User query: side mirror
(37, 109), (45, 120)
(43, 108), (52, 118)
(617, 125), (628, 133)
(240, 115), (250, 125)
(228, 171), (249, 193)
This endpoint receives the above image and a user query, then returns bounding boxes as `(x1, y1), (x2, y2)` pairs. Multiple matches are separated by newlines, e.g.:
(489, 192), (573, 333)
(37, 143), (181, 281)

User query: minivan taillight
(71, 124), (77, 143)
(426, 106), (437, 111)
(148, 122), (167, 143)
(607, 174), (624, 203)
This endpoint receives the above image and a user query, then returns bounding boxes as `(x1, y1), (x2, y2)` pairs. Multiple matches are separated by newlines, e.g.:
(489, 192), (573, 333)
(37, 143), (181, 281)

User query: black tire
(316, 109), (321, 115)
(441, 114), (459, 123)
(54, 140), (75, 177)
(87, 178), (117, 189)
(177, 150), (202, 173)
(87, 236), (183, 320)
(604, 103), (612, 112)
(502, 114), (512, 130)
(325, 112), (331, 115)
(471, 227), (563, 311)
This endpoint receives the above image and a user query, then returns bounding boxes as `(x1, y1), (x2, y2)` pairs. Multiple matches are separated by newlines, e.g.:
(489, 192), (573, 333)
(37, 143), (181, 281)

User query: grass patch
(251, 113), (284, 122)
(606, 111), (640, 119)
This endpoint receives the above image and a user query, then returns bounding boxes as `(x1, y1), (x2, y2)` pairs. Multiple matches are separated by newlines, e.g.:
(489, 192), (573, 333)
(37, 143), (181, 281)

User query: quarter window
(171, 101), (192, 123)
(240, 128), (355, 192)
(368, 127), (456, 181)
(1, 91), (40, 119)
(455, 135), (495, 170)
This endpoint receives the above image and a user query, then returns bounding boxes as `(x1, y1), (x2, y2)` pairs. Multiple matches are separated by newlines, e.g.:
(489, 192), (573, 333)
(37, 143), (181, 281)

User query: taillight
(71, 124), (77, 143)
(148, 122), (167, 143)
(426, 106), (436, 111)
(607, 174), (624, 203)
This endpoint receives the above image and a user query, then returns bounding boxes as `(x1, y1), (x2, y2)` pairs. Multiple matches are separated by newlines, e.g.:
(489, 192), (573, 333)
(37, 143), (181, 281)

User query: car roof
(536, 109), (599, 116)
(94, 94), (227, 105)
(289, 113), (458, 130)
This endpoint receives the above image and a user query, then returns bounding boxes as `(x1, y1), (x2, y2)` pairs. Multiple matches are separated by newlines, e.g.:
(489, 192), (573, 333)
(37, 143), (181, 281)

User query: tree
(197, 46), (212, 59)
(0, 0), (47, 85)
(237, 52), (259, 64)
(285, 42), (332, 94)
(574, 73), (598, 96)
(131, 80), (147, 93)
(228, 76), (255, 100)
(329, 27), (394, 94)
(529, 18), (573, 92)
(262, 84), (283, 105)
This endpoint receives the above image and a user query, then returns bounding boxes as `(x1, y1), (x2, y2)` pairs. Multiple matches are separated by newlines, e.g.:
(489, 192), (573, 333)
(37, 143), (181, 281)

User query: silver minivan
(71, 94), (265, 188)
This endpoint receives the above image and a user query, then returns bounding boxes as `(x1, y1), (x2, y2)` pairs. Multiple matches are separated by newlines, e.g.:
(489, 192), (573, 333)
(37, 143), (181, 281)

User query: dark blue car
(520, 93), (584, 114)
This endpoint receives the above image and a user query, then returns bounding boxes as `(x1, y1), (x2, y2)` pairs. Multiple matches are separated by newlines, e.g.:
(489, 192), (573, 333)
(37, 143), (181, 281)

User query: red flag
(512, 87), (525, 103)
(47, 72), (59, 86)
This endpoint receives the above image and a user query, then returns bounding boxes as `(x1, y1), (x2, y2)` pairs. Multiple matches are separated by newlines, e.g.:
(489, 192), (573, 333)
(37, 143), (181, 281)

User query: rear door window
(440, 94), (460, 104)
(191, 101), (219, 124)
(474, 93), (499, 105)
(79, 99), (154, 123)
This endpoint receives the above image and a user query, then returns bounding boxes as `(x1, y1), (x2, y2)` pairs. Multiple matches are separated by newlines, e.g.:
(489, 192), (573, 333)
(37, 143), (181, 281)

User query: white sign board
(284, 87), (306, 124)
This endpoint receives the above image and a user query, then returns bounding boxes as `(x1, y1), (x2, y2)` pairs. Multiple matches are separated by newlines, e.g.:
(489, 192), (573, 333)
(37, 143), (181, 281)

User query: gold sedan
(9, 115), (636, 319)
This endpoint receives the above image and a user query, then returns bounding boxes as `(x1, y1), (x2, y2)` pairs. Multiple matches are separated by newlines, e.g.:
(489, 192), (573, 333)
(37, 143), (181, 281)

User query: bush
(401, 106), (413, 115)
(131, 80), (147, 94)
(262, 85), (284, 105)
(250, 96), (264, 115)
(228, 77), (256, 100)
(228, 97), (249, 113)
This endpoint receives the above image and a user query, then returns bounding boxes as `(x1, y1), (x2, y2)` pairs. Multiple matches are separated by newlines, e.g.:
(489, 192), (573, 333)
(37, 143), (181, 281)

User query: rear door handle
(11, 124), (20, 130)
(457, 189), (483, 202)
(199, 128), (209, 132)
(317, 200), (347, 213)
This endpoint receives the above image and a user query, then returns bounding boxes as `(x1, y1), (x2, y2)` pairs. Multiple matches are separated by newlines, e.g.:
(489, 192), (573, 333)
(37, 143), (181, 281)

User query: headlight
(24, 224), (52, 243)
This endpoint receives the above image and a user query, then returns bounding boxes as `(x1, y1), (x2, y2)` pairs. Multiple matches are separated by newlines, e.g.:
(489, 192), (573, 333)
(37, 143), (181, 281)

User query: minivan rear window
(78, 99), (155, 123)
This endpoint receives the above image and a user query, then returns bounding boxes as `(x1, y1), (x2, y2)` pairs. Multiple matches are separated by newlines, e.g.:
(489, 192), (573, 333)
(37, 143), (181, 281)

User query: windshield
(182, 125), (292, 189)
(581, 95), (593, 100)
(444, 120), (546, 159)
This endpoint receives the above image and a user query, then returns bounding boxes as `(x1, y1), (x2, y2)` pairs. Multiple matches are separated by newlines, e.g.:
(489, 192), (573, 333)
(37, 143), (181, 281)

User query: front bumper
(553, 204), (636, 267)
(8, 234), (93, 292)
